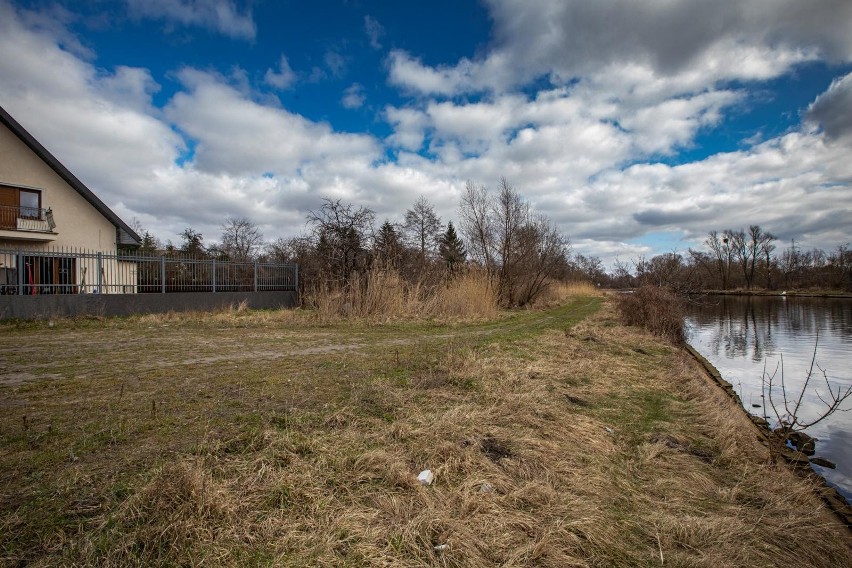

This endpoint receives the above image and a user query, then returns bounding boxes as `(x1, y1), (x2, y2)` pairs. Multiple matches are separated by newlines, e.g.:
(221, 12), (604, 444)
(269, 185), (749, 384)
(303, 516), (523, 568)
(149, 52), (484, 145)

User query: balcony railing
(0, 205), (55, 233)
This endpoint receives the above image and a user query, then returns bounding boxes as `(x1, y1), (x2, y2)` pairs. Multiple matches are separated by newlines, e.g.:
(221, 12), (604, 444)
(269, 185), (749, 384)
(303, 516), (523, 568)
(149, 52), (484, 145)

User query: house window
(0, 185), (43, 227)
(19, 190), (41, 219)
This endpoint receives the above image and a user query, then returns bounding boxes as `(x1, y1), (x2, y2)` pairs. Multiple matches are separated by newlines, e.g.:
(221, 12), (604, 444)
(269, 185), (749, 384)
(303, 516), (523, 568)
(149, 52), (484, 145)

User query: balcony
(0, 205), (57, 242)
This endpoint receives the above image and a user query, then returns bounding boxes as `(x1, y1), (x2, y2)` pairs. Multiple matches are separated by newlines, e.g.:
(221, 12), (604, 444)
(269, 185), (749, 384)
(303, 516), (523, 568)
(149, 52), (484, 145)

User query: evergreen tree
(140, 231), (161, 253)
(438, 221), (467, 274)
(180, 228), (206, 257)
(374, 220), (403, 266)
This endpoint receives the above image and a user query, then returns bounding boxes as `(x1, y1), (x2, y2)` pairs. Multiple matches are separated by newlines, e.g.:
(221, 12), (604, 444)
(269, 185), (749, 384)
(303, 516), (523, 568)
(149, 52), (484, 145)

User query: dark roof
(0, 104), (141, 247)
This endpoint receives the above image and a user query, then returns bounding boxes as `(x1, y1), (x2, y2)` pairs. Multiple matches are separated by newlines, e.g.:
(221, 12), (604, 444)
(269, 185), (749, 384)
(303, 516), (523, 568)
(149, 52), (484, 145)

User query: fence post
(294, 263), (299, 292)
(254, 261), (258, 292)
(16, 253), (24, 296)
(96, 252), (103, 294)
(212, 259), (217, 292)
(161, 256), (166, 293)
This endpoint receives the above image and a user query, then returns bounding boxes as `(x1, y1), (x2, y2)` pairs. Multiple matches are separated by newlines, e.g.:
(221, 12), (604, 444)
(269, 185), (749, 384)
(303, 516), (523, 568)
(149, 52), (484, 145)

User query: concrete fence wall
(0, 290), (299, 320)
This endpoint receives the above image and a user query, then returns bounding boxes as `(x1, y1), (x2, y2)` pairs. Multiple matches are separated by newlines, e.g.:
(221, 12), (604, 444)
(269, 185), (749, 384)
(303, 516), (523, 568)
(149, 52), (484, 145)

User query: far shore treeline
(134, 179), (852, 301)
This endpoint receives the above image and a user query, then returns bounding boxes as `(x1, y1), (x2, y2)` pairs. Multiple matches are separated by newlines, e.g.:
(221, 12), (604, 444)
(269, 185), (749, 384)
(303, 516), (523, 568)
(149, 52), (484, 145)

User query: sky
(1, 0), (851, 266)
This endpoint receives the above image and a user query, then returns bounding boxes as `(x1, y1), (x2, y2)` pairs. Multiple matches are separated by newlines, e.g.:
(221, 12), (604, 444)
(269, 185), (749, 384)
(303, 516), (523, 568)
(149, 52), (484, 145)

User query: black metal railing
(0, 205), (53, 232)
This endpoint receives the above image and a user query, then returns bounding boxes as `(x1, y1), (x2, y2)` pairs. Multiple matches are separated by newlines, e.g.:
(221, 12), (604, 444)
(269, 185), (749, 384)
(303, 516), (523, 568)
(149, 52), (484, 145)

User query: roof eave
(0, 104), (142, 247)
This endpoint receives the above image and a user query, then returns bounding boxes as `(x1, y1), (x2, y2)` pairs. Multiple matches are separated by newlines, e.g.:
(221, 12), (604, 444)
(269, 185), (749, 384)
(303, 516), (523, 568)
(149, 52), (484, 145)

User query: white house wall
(0, 120), (136, 294)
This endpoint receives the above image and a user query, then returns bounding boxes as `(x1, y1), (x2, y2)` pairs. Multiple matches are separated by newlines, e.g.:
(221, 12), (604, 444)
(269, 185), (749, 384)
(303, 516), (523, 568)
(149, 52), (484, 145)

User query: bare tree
(263, 234), (319, 296)
(705, 230), (734, 290)
(635, 252), (700, 293)
(763, 337), (852, 462)
(264, 237), (296, 263)
(728, 229), (750, 288)
(572, 254), (606, 284)
(512, 215), (569, 305)
(749, 225), (777, 289)
(220, 217), (264, 261)
(307, 198), (375, 284)
(611, 258), (635, 289)
(402, 196), (442, 263)
(729, 226), (776, 290)
(459, 180), (494, 271)
(460, 177), (569, 306)
(493, 177), (528, 305)
(129, 216), (146, 237)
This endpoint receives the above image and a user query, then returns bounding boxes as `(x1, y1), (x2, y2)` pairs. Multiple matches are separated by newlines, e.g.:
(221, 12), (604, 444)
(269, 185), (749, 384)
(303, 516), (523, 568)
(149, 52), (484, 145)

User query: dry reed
(304, 267), (499, 322)
(531, 280), (601, 307)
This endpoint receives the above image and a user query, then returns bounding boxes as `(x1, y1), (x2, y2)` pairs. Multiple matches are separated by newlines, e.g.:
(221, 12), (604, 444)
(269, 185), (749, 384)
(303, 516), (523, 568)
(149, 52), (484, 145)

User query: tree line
(605, 226), (851, 292)
(137, 197), (851, 297)
(135, 178), (594, 307)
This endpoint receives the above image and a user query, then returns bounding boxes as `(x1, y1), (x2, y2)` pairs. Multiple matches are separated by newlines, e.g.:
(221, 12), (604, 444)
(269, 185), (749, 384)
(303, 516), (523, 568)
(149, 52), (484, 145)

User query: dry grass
(532, 280), (602, 308)
(1, 296), (849, 566)
(429, 269), (499, 319)
(304, 267), (499, 323)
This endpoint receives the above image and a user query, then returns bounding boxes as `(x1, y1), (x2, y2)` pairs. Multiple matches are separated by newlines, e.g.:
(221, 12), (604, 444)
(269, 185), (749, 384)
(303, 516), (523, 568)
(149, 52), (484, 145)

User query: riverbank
(2, 298), (850, 565)
(685, 343), (852, 525)
(694, 289), (852, 298)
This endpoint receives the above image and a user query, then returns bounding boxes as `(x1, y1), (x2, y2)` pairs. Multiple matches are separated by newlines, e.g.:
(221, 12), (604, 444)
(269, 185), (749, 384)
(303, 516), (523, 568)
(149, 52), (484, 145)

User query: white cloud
(806, 71), (852, 142)
(125, 0), (256, 40)
(341, 83), (366, 109)
(387, 50), (489, 96)
(364, 15), (383, 50)
(384, 106), (428, 151)
(617, 90), (741, 156)
(165, 69), (380, 176)
(324, 50), (346, 77)
(571, 132), (852, 248)
(1, 0), (850, 266)
(389, 0), (851, 97)
(264, 55), (297, 90)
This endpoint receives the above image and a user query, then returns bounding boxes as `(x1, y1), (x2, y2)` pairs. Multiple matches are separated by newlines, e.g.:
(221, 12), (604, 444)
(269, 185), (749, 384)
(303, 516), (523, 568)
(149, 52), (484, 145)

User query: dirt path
(0, 298), (599, 386)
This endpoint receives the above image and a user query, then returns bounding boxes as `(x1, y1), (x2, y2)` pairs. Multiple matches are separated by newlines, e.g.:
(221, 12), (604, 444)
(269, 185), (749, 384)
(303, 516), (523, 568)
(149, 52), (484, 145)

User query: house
(0, 104), (141, 294)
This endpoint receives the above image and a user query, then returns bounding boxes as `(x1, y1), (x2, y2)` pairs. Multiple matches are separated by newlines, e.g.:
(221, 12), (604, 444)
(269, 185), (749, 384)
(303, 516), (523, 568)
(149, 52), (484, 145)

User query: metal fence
(0, 246), (298, 295)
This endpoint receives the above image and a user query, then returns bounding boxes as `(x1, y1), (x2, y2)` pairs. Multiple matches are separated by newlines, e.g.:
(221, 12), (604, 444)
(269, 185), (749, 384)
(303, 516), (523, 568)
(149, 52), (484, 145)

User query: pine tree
(374, 220), (403, 266)
(140, 231), (161, 253)
(438, 221), (467, 274)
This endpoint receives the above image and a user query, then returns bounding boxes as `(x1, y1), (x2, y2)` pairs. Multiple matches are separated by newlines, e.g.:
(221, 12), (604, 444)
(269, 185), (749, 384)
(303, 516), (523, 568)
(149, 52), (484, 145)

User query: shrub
(616, 285), (685, 343)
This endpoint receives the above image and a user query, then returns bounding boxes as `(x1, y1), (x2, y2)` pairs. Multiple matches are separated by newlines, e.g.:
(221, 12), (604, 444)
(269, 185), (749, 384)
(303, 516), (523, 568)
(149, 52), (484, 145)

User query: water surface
(684, 296), (852, 500)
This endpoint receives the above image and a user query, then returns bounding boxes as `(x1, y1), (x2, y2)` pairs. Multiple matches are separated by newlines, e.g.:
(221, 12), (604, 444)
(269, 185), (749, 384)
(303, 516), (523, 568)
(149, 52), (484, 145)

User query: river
(684, 295), (852, 500)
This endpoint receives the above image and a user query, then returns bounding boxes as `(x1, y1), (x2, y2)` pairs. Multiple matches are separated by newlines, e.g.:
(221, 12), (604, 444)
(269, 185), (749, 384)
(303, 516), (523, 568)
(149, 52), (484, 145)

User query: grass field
(1, 296), (850, 566)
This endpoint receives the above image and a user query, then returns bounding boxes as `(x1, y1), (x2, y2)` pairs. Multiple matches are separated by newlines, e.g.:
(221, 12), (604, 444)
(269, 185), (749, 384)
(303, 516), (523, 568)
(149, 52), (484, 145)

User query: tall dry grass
(430, 269), (498, 319)
(304, 267), (499, 322)
(531, 280), (601, 308)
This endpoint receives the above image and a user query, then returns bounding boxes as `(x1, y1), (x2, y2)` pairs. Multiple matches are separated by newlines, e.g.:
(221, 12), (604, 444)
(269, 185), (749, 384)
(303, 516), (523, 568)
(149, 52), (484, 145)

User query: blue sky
(1, 0), (851, 265)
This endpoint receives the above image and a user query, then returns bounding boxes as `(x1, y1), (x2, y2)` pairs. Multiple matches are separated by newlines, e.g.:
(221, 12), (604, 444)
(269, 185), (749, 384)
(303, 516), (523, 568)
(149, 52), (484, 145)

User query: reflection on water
(685, 296), (852, 501)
